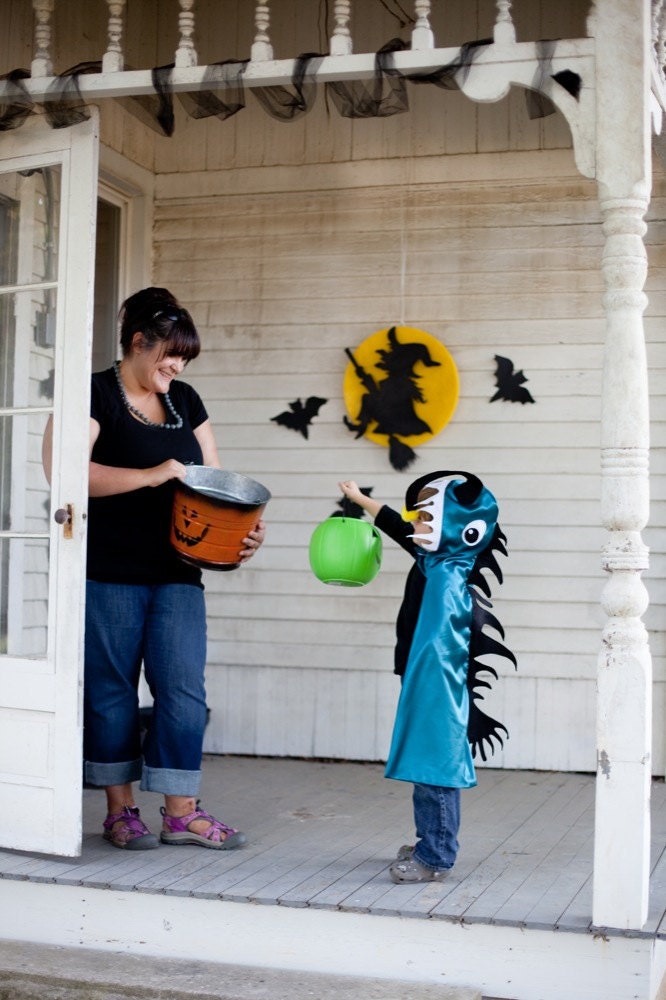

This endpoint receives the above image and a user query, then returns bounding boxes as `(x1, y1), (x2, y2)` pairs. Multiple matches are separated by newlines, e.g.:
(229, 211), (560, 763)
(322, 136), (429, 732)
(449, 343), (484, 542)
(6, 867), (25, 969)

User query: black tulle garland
(177, 59), (248, 122)
(43, 61), (101, 128)
(327, 38), (408, 118)
(0, 38), (582, 134)
(0, 69), (32, 131)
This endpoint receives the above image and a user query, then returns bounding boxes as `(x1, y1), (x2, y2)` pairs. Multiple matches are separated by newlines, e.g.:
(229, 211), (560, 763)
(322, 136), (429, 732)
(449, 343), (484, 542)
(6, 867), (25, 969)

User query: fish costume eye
(462, 520), (487, 546)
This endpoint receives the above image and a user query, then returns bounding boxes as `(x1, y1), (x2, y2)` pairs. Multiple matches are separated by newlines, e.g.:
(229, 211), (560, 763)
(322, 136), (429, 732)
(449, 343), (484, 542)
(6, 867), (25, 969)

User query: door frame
(0, 111), (99, 856)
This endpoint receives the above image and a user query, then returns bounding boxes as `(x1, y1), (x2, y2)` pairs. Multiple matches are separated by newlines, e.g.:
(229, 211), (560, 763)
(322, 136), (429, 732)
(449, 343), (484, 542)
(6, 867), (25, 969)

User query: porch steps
(0, 940), (483, 1000)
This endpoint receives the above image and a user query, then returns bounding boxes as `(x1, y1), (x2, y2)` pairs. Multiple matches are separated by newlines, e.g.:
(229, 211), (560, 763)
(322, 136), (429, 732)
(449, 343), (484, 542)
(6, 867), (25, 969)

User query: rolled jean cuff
(412, 850), (453, 872)
(85, 758), (142, 788)
(140, 765), (202, 796)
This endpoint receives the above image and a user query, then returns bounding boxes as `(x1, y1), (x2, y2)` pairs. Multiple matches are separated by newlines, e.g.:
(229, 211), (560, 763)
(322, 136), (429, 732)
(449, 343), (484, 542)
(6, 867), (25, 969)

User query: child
(339, 472), (515, 884)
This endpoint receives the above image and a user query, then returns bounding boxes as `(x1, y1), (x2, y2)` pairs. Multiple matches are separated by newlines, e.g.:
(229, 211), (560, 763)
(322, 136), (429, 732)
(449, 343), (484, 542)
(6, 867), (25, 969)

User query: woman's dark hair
(118, 286), (201, 362)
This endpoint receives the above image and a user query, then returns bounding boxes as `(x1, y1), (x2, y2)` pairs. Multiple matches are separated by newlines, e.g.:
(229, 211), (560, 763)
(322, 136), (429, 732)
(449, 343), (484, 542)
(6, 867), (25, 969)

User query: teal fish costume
(375, 471), (516, 788)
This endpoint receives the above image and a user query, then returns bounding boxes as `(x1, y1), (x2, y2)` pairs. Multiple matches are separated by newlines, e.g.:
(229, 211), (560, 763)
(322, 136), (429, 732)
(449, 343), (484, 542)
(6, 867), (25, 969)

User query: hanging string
(318, 0), (330, 53)
(399, 190), (406, 327)
(375, 0), (415, 29)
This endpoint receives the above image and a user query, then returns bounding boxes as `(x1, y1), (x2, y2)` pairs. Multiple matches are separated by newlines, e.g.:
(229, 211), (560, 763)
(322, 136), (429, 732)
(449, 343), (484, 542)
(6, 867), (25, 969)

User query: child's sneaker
(389, 856), (449, 883)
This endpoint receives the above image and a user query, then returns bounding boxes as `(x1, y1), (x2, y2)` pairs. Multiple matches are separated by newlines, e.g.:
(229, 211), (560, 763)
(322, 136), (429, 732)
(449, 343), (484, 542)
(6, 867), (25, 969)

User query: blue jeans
(83, 581), (208, 796)
(411, 783), (460, 870)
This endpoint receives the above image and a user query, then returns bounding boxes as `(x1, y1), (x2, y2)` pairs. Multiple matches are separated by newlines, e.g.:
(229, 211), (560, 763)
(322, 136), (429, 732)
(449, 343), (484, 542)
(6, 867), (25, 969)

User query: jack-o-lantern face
(172, 504), (211, 548)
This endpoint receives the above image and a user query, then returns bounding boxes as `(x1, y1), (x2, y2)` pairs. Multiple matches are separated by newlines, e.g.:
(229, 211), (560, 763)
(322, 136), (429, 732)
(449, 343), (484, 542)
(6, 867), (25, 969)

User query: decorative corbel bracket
(456, 39), (596, 179)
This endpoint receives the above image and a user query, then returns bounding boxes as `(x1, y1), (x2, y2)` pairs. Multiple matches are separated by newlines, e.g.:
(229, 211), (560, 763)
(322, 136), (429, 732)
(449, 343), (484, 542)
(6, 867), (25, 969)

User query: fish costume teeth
(380, 471), (517, 789)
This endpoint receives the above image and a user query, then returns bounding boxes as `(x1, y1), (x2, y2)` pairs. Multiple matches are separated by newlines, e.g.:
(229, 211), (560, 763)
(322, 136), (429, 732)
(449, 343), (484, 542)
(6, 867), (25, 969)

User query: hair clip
(152, 308), (181, 322)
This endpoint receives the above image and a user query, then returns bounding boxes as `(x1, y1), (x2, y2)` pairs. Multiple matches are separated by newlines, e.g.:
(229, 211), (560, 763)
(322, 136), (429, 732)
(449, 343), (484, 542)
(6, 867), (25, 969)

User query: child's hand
(338, 480), (382, 519)
(339, 480), (364, 504)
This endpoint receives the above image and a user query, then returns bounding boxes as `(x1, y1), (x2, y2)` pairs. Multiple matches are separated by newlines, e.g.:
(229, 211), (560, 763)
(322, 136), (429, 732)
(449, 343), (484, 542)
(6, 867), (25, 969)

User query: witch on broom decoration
(343, 326), (459, 471)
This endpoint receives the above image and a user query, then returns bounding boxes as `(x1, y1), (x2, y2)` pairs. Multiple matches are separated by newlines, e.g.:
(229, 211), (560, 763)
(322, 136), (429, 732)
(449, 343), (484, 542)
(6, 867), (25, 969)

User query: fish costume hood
(374, 471), (516, 789)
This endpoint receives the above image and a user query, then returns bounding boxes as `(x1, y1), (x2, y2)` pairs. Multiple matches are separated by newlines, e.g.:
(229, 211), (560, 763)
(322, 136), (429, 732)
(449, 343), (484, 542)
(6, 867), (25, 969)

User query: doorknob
(54, 504), (73, 539)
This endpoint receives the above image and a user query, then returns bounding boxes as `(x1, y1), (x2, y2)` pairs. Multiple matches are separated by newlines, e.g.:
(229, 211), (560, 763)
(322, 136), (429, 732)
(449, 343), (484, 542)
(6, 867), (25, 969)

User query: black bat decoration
(490, 355), (535, 405)
(271, 396), (328, 438)
(552, 69), (582, 100)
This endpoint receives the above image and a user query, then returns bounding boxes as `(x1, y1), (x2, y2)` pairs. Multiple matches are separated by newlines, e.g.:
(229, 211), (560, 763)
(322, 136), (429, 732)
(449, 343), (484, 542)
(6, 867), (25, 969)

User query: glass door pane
(0, 166), (60, 657)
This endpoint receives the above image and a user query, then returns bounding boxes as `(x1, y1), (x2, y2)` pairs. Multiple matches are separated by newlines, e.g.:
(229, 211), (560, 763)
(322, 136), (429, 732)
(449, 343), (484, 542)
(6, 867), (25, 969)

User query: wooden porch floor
(0, 756), (664, 937)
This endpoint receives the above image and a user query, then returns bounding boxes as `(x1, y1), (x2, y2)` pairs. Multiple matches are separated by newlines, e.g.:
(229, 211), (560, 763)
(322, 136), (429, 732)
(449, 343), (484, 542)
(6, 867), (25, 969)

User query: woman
(45, 287), (265, 850)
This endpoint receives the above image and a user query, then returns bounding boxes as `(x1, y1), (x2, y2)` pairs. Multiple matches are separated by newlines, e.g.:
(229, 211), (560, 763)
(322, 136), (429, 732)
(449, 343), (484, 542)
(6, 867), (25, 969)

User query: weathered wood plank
(0, 759), (663, 940)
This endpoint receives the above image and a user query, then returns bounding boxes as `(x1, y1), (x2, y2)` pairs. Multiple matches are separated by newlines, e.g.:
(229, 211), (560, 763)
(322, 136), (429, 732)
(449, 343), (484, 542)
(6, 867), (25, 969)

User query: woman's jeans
(412, 783), (461, 871)
(83, 581), (207, 797)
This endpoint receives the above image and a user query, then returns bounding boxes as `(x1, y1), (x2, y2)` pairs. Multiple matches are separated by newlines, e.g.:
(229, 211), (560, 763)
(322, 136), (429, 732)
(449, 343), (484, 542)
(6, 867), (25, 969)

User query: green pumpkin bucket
(309, 516), (382, 587)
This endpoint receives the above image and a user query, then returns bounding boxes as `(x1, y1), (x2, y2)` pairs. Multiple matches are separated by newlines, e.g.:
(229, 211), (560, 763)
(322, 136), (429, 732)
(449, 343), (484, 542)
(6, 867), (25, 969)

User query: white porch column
(591, 0), (653, 930)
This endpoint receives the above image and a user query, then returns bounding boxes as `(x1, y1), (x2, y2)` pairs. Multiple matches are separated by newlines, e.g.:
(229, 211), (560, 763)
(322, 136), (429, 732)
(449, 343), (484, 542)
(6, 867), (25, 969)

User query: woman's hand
(88, 457), (187, 497)
(239, 519), (266, 562)
(88, 417), (189, 497)
(145, 459), (188, 488)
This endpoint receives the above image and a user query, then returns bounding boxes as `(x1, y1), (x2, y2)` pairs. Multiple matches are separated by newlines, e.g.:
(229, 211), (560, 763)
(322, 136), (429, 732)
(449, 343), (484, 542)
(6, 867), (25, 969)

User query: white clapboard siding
(11, 0), (656, 772)
(149, 153), (666, 776)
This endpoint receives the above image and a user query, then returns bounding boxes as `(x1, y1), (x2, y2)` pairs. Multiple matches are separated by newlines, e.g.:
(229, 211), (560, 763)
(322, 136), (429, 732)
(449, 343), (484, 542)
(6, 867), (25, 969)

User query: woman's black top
(87, 366), (208, 587)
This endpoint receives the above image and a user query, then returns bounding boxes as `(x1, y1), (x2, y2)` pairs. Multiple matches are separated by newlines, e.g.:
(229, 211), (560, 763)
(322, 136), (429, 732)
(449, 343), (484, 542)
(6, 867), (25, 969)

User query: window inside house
(92, 197), (121, 372)
(0, 190), (122, 652)
(0, 166), (59, 656)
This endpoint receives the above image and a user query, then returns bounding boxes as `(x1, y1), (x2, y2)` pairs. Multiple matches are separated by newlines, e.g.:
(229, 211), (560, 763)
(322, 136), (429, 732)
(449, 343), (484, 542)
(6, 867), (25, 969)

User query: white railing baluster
(494, 0), (516, 44)
(102, 0), (126, 73)
(175, 0), (198, 68)
(31, 0), (54, 77)
(411, 0), (434, 50)
(653, 0), (666, 68)
(652, 0), (663, 44)
(330, 0), (352, 56)
(251, 2), (273, 61)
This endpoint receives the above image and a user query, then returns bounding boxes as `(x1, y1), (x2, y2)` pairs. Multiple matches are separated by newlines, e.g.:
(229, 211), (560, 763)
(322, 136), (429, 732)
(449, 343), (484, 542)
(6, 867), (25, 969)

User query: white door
(0, 112), (99, 856)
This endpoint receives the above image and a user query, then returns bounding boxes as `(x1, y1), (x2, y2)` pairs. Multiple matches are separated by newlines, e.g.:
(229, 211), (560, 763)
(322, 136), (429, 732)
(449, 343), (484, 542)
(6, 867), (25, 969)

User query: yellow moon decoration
(343, 326), (459, 449)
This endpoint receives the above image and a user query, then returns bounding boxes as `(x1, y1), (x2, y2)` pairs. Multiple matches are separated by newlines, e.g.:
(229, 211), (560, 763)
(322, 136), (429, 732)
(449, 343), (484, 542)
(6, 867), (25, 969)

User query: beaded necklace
(113, 360), (183, 430)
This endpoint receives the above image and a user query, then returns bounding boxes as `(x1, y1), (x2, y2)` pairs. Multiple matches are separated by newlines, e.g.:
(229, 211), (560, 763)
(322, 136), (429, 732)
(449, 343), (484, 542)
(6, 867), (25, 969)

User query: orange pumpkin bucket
(170, 467), (271, 571)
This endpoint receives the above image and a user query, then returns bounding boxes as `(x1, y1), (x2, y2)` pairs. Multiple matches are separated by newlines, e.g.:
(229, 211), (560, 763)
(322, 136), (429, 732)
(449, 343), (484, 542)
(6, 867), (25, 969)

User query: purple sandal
(103, 806), (159, 850)
(160, 802), (247, 850)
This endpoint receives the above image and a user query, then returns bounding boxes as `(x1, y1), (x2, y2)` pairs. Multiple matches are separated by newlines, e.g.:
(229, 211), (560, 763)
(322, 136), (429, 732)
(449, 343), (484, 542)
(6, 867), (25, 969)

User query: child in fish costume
(339, 472), (516, 883)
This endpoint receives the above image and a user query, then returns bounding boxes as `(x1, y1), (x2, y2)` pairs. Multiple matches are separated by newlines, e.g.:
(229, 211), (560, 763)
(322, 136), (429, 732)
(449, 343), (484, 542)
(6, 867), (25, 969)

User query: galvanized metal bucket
(170, 466), (271, 570)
